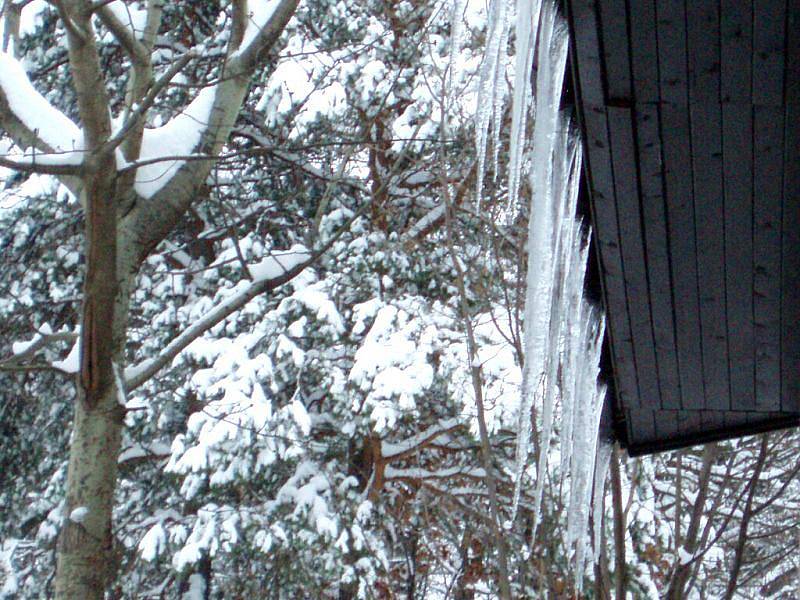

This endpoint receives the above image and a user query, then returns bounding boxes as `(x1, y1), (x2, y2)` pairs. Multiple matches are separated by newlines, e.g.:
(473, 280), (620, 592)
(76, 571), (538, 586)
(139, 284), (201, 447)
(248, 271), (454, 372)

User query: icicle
(592, 436), (613, 562)
(447, 0), (469, 91)
(474, 0), (510, 208)
(525, 117), (577, 537)
(560, 231), (590, 477)
(489, 15), (510, 183)
(569, 313), (606, 591)
(507, 0), (542, 215)
(509, 2), (584, 528)
(474, 0), (613, 588)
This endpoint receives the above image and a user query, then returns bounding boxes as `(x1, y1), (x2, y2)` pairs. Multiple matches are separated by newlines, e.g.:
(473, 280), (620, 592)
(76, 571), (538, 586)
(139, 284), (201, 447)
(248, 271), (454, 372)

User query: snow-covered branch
(0, 329), (78, 375)
(99, 50), (196, 159)
(125, 247), (312, 390)
(0, 51), (84, 164)
(0, 152), (84, 175)
(384, 465), (487, 481)
(233, 0), (299, 69)
(381, 417), (462, 461)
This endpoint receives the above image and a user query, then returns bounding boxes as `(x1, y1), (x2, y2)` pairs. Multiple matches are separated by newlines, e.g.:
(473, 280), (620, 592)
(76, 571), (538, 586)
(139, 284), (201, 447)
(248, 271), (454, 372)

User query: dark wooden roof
(562, 0), (800, 455)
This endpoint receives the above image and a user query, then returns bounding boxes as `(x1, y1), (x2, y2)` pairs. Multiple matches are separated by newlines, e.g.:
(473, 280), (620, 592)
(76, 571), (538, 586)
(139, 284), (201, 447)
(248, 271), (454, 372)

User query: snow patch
(105, 1), (148, 38)
(52, 339), (80, 373)
(69, 506), (89, 523)
(238, 0), (283, 54)
(249, 245), (311, 281)
(133, 86), (217, 198)
(139, 523), (167, 561)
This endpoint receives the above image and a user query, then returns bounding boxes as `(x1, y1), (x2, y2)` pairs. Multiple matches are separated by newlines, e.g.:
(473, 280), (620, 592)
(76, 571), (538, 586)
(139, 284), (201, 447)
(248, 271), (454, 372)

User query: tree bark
(55, 383), (126, 599)
(610, 444), (626, 600)
(55, 211), (132, 599)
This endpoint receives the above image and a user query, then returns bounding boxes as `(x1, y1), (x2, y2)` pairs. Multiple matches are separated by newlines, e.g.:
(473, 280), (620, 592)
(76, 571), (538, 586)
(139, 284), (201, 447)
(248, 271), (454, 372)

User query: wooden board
(626, 0), (659, 102)
(597, 0), (630, 102)
(661, 103), (705, 410)
(686, 0), (720, 103)
(752, 105), (783, 411)
(752, 0), (785, 106)
(720, 0), (752, 103)
(655, 0), (688, 105)
(690, 102), (729, 410)
(722, 103), (755, 411)
(608, 106), (661, 409)
(569, 0), (641, 409)
(781, 0), (800, 412)
(635, 103), (681, 410)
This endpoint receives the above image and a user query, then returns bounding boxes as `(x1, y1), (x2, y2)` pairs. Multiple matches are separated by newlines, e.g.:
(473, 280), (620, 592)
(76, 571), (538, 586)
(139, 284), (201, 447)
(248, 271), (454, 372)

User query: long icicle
(506, 0), (542, 214)
(512, 2), (567, 518)
(469, 0), (611, 590)
(474, 0), (510, 208)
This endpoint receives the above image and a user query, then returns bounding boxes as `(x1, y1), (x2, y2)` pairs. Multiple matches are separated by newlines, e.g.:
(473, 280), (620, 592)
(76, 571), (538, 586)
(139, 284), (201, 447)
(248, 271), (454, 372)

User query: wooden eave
(562, 0), (800, 456)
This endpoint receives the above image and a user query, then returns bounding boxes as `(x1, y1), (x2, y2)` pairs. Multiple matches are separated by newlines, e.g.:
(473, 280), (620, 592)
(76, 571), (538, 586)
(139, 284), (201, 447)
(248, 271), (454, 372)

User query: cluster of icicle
(468, 0), (613, 589)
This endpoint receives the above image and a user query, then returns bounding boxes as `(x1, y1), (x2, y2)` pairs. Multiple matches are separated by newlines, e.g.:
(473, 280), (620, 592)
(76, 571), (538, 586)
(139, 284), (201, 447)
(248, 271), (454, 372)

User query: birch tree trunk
(56, 378), (126, 598)
(56, 177), (134, 598)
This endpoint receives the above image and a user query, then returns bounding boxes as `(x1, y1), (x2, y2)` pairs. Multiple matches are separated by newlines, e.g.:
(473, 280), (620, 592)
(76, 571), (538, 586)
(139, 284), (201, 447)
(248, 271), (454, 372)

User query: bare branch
(96, 2), (149, 65)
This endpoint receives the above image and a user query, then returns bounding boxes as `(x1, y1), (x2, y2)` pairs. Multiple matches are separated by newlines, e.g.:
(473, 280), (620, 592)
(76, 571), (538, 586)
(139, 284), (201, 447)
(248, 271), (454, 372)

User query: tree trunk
(55, 176), (132, 599)
(610, 445), (626, 600)
(55, 384), (126, 599)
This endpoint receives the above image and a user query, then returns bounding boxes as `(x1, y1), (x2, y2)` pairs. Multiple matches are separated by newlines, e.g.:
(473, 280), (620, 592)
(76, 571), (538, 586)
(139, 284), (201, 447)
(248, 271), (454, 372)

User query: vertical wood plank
(720, 0), (752, 103)
(690, 102), (729, 410)
(722, 103), (755, 411)
(598, 0), (632, 101)
(608, 106), (661, 409)
(753, 105), (783, 411)
(655, 0), (688, 105)
(626, 409), (656, 444)
(636, 103), (681, 409)
(781, 0), (800, 413)
(570, 0), (642, 410)
(661, 102), (705, 410)
(653, 409), (680, 442)
(686, 0), (721, 103)
(752, 0), (786, 106)
(570, 0), (605, 106)
(626, 0), (659, 102)
(657, 0), (704, 410)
